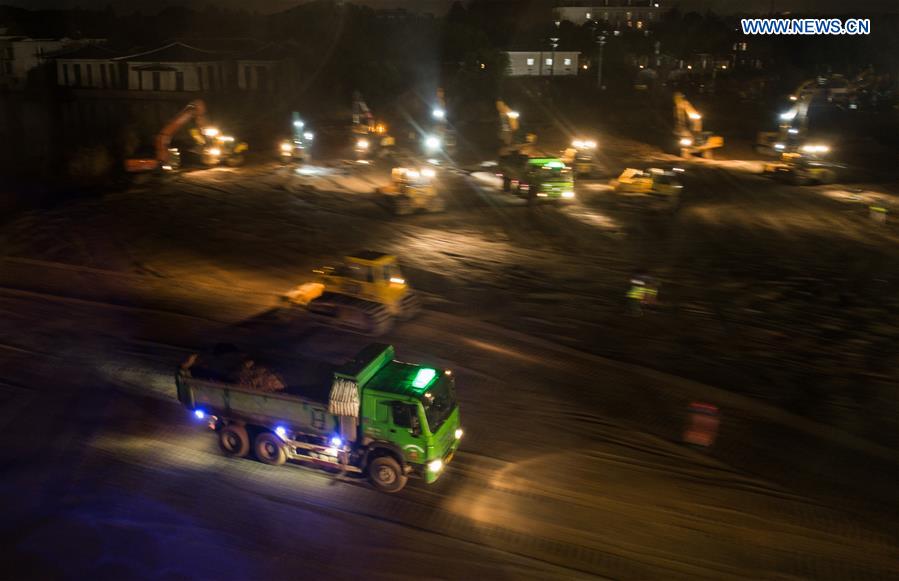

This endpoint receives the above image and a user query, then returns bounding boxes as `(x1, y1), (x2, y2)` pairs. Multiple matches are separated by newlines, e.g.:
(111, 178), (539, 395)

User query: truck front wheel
(219, 425), (250, 458)
(368, 456), (407, 493)
(255, 432), (287, 466)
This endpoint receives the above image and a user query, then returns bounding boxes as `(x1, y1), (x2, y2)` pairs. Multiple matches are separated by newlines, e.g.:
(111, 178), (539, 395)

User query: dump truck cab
(361, 360), (461, 484)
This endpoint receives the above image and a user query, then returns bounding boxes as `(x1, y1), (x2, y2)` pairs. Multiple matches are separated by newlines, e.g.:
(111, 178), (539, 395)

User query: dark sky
(2, 0), (897, 14)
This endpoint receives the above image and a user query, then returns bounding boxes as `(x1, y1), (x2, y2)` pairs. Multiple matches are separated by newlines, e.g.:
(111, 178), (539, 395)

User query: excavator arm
(673, 92), (703, 136)
(155, 99), (208, 165)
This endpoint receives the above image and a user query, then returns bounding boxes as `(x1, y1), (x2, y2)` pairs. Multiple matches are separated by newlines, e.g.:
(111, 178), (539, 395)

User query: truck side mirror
(409, 415), (421, 437)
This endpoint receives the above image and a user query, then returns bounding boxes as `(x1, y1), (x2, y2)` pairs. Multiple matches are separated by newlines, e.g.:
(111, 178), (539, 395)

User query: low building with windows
(505, 51), (580, 77)
(1, 34), (103, 89)
(235, 43), (295, 92)
(55, 44), (124, 89)
(116, 42), (228, 92)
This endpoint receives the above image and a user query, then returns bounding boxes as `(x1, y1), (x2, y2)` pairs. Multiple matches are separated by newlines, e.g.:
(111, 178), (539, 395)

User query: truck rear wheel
(219, 425), (250, 458)
(255, 432), (287, 466)
(368, 456), (407, 493)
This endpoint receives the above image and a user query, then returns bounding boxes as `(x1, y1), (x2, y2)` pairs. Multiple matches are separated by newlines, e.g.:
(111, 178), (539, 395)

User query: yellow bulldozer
(377, 166), (446, 215)
(284, 251), (421, 335)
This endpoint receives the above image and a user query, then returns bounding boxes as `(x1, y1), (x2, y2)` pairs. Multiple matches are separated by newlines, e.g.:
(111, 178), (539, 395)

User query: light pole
(550, 37), (559, 77)
(596, 33), (607, 90)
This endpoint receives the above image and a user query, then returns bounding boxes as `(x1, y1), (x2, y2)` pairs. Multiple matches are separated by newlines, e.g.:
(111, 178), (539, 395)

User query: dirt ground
(1, 110), (898, 578)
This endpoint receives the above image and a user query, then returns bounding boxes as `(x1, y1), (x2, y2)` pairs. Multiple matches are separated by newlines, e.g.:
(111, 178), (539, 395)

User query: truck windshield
(422, 376), (456, 433)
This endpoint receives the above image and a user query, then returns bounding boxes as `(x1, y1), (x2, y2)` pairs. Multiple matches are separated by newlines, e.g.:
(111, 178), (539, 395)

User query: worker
(627, 273), (658, 316)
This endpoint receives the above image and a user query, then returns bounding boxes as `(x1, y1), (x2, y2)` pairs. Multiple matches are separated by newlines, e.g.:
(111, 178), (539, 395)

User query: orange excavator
(125, 99), (247, 173)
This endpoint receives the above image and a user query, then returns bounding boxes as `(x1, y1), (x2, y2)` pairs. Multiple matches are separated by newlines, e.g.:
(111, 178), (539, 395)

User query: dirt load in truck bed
(182, 343), (337, 402)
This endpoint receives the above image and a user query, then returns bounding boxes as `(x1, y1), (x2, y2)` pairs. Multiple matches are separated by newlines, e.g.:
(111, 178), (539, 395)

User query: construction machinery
(672, 92), (723, 158)
(284, 251), (421, 336)
(612, 167), (683, 211)
(352, 92), (395, 162)
(125, 99), (246, 173)
(562, 138), (599, 177)
(499, 155), (576, 204)
(377, 166), (445, 215)
(177, 343), (462, 493)
(279, 112), (314, 164)
(425, 88), (456, 158)
(755, 81), (840, 184)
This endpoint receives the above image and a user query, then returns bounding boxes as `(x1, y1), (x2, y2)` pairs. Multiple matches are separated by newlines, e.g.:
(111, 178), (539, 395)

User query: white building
(235, 43), (293, 92)
(55, 44), (123, 89)
(505, 51), (580, 77)
(117, 42), (228, 92)
(556, 1), (662, 28)
(1, 36), (74, 89)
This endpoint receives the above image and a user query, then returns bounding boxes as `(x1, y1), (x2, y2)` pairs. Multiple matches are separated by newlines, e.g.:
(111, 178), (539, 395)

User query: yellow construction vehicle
(284, 251), (421, 336)
(377, 166), (445, 215)
(612, 167), (683, 211)
(673, 92), (723, 158)
(763, 147), (839, 185)
(562, 138), (599, 176)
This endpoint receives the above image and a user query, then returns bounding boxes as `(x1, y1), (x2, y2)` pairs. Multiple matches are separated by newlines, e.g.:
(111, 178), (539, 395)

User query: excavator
(279, 112), (314, 164)
(756, 80), (840, 185)
(125, 99), (247, 173)
(352, 91), (395, 162)
(494, 101), (575, 203)
(672, 92), (723, 158)
(283, 251), (421, 336)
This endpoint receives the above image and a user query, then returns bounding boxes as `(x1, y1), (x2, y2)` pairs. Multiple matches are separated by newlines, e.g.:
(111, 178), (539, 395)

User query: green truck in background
(176, 343), (462, 493)
(498, 155), (576, 203)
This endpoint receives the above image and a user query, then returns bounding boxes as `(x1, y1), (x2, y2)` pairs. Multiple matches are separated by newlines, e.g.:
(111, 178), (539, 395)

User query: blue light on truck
(330, 435), (343, 448)
(275, 426), (287, 440)
(194, 409), (205, 419)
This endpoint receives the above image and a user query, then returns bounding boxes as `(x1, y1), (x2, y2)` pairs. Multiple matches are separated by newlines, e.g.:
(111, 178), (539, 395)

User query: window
(100, 64), (107, 88)
(197, 66), (204, 90)
(62, 63), (69, 85)
(390, 402), (421, 433)
(175, 71), (184, 91)
(526, 58), (535, 66)
(244, 65), (251, 89)
(86, 64), (92, 86)
(545, 58), (553, 66)
(73, 63), (81, 87)
(109, 64), (116, 88)
(207, 65), (215, 90)
(152, 71), (160, 91)
(138, 70), (143, 90)
(256, 66), (268, 91)
(563, 58), (572, 66)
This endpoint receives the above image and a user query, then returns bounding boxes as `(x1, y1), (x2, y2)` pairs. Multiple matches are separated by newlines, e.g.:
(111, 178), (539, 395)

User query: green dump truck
(499, 154), (576, 203)
(176, 343), (462, 493)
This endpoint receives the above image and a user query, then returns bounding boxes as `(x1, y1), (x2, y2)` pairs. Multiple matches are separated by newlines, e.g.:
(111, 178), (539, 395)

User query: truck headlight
(207, 147), (221, 157)
(303, 132), (314, 141)
(280, 141), (293, 153)
(454, 428), (463, 440)
(679, 138), (693, 147)
(356, 139), (369, 150)
(427, 459), (444, 472)
(562, 191), (575, 199)
(424, 135), (441, 151)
